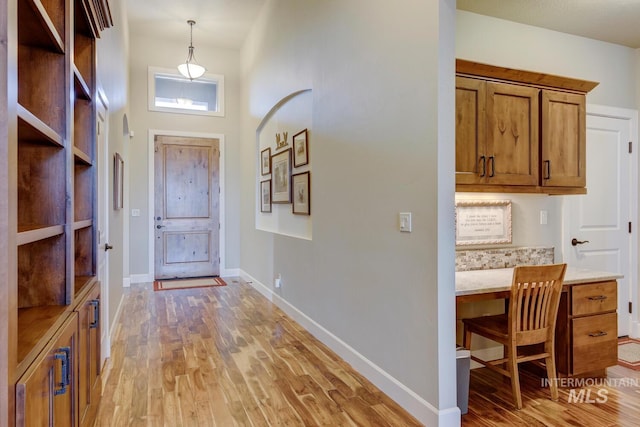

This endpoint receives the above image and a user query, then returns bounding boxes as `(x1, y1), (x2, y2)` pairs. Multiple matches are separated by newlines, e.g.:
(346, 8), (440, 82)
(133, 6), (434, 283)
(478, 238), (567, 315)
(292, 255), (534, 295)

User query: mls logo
(567, 388), (609, 404)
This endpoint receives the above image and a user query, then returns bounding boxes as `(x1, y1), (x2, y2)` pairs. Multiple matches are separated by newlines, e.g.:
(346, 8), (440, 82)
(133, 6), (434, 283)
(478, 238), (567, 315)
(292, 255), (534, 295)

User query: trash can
(456, 347), (470, 415)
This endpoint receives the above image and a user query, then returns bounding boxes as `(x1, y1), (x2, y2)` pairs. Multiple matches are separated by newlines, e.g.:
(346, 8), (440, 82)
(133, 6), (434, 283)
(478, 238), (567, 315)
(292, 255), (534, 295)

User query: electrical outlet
(274, 273), (282, 288)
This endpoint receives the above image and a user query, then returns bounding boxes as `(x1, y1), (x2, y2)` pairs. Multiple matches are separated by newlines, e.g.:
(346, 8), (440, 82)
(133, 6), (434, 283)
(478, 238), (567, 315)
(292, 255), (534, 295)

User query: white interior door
(564, 106), (637, 337)
(96, 93), (109, 362)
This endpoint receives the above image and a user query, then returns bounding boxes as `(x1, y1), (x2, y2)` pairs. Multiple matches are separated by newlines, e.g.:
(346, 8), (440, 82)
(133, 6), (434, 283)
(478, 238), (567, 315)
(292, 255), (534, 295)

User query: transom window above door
(148, 67), (225, 117)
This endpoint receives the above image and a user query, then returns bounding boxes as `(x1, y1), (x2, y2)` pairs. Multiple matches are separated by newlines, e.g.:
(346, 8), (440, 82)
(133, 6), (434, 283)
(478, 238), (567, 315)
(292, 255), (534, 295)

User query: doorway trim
(147, 129), (226, 279)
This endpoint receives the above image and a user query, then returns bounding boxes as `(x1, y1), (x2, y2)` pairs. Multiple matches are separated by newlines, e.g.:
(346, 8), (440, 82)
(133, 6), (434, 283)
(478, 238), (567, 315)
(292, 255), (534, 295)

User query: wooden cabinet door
(76, 282), (101, 427)
(16, 313), (78, 427)
(541, 90), (586, 187)
(485, 82), (539, 186)
(455, 77), (486, 184)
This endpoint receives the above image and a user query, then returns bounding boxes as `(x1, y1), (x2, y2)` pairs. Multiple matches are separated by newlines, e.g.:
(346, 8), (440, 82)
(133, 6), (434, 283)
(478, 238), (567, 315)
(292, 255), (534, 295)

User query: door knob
(104, 243), (113, 251)
(156, 225), (164, 229)
(571, 238), (590, 246)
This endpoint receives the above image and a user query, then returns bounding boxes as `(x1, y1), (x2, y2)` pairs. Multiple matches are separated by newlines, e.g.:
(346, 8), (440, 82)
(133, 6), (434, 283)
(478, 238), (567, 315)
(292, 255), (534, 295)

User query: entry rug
(618, 337), (640, 370)
(153, 276), (227, 291)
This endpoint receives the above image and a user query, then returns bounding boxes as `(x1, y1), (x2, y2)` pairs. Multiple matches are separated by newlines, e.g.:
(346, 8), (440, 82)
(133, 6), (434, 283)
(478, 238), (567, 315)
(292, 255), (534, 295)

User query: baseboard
(107, 292), (125, 354)
(631, 320), (640, 339)
(222, 267), (240, 277)
(238, 269), (455, 426)
(130, 273), (153, 284)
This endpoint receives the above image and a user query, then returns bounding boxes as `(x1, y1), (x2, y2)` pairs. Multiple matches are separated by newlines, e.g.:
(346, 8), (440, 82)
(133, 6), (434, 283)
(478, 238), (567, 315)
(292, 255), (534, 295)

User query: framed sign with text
(455, 200), (512, 246)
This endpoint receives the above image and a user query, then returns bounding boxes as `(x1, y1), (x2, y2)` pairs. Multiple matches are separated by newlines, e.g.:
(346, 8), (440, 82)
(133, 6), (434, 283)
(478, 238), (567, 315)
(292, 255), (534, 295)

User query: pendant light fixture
(178, 20), (206, 80)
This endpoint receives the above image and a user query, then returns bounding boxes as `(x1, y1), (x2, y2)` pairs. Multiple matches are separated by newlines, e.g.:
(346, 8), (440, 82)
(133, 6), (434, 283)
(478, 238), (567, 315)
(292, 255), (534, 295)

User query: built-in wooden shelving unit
(4, 0), (113, 424)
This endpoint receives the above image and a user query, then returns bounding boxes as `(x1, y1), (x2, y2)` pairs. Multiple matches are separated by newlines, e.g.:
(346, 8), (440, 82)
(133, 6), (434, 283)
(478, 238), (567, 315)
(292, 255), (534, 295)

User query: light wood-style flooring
(93, 278), (422, 426)
(463, 363), (640, 426)
(95, 277), (640, 426)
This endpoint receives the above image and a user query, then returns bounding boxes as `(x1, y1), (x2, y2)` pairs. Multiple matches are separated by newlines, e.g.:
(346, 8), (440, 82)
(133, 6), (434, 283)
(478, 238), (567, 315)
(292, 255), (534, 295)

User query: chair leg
(545, 342), (559, 401)
(507, 347), (522, 409)
(463, 325), (472, 350)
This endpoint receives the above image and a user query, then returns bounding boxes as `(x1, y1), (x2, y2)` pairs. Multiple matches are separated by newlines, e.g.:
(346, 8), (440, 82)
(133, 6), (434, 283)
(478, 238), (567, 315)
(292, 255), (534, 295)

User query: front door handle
(105, 243), (113, 251)
(571, 238), (590, 246)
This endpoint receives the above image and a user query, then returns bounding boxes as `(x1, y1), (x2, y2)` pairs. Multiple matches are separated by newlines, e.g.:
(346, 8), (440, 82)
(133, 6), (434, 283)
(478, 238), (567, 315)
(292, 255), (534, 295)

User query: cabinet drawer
(572, 312), (617, 374)
(571, 281), (617, 316)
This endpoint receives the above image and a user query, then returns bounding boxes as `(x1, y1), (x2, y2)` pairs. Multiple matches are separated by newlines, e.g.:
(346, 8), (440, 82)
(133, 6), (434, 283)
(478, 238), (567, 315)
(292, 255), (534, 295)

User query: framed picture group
(260, 128), (310, 215)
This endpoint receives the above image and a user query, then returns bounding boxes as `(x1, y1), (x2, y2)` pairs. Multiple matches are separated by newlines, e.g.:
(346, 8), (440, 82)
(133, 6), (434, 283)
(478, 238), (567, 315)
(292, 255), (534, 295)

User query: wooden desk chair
(462, 263), (567, 409)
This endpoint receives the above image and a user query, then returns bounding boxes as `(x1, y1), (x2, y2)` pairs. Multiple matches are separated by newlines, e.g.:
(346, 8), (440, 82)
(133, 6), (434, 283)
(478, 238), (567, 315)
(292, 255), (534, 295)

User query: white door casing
(563, 105), (638, 337)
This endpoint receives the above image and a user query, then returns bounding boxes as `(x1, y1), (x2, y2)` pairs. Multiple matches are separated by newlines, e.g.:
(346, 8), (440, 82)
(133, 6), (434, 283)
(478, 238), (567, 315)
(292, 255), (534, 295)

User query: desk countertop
(456, 266), (623, 297)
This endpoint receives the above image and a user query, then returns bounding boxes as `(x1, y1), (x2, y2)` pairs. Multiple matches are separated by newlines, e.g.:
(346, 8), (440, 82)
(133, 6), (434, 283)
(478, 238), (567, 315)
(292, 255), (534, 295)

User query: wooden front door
(154, 135), (220, 279)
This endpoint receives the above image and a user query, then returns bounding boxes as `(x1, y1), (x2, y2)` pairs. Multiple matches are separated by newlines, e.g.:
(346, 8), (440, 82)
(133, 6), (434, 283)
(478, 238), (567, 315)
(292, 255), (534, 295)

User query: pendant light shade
(178, 20), (206, 80)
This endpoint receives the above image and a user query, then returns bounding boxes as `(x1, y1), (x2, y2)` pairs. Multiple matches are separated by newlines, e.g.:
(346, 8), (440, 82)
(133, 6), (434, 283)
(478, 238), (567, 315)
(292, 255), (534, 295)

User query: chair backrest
(508, 264), (567, 344)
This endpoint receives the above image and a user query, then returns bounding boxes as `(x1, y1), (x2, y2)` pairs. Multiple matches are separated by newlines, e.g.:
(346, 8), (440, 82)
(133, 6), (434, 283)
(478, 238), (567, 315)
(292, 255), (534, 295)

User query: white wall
(126, 32), (242, 277)
(456, 11), (639, 261)
(96, 0), (130, 332)
(240, 0), (458, 425)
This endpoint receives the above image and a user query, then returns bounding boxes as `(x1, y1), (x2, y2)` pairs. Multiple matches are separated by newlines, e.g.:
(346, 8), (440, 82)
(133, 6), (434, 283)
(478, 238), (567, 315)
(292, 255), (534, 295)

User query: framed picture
(455, 200), (512, 246)
(271, 149), (291, 203)
(113, 152), (124, 210)
(292, 172), (310, 215)
(260, 179), (272, 212)
(292, 129), (308, 167)
(260, 147), (271, 175)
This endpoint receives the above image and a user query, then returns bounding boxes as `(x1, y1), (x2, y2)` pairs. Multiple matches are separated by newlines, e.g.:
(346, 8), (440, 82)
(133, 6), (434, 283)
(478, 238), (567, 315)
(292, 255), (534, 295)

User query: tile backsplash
(455, 247), (554, 272)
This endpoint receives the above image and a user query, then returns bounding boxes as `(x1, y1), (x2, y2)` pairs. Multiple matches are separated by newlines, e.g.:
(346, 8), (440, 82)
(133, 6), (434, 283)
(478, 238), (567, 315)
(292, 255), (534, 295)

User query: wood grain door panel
(486, 82), (539, 186)
(155, 136), (220, 279)
(76, 282), (100, 427)
(455, 77), (486, 184)
(571, 312), (617, 374)
(16, 313), (78, 427)
(164, 231), (211, 264)
(541, 90), (586, 187)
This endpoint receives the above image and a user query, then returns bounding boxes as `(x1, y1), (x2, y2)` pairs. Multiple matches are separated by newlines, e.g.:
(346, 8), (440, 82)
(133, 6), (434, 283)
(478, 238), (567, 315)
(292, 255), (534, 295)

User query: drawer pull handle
(90, 299), (100, 329)
(589, 331), (608, 338)
(54, 346), (71, 395)
(588, 295), (607, 301)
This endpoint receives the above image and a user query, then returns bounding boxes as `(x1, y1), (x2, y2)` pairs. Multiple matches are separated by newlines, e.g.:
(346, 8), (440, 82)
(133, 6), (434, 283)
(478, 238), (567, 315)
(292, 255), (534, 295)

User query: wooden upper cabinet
(455, 77), (485, 185)
(485, 82), (539, 186)
(455, 59), (598, 194)
(455, 78), (539, 187)
(541, 90), (586, 188)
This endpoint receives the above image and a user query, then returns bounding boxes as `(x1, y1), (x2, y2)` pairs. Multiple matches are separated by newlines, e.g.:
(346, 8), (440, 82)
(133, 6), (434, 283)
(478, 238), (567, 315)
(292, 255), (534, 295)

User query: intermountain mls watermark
(542, 377), (640, 403)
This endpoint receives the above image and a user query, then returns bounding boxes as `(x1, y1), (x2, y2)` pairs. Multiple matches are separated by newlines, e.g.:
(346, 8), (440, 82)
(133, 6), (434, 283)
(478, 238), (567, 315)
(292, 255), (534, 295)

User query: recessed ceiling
(126, 0), (266, 49)
(457, 0), (640, 48)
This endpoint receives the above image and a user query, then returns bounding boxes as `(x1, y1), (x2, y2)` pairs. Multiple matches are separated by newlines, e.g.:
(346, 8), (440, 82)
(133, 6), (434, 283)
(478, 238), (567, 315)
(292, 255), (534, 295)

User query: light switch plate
(540, 210), (548, 225)
(399, 212), (412, 232)
(131, 209), (140, 217)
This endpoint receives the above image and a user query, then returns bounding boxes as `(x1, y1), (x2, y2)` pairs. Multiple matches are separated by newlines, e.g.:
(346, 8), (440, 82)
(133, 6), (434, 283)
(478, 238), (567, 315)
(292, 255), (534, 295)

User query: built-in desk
(456, 267), (623, 376)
